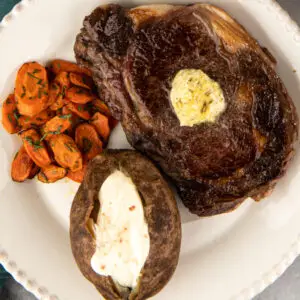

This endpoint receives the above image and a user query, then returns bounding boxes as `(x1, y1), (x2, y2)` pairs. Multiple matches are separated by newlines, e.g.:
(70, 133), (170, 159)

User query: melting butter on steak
(74, 4), (298, 216)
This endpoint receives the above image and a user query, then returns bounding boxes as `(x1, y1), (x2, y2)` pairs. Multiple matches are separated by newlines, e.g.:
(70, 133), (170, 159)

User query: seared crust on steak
(74, 4), (298, 216)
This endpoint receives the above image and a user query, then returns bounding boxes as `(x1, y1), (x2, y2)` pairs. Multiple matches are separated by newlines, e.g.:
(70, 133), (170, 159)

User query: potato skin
(70, 150), (181, 299)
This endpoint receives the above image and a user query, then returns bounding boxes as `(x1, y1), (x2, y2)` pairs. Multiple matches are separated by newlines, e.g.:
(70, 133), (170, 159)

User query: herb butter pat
(91, 170), (150, 288)
(170, 69), (226, 126)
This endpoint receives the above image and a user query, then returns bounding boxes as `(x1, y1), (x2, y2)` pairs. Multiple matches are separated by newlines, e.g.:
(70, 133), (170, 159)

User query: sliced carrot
(69, 73), (93, 90)
(18, 109), (55, 130)
(37, 164), (67, 183)
(49, 93), (65, 111)
(42, 114), (72, 140)
(11, 145), (34, 182)
(92, 99), (111, 116)
(65, 100), (91, 120)
(66, 87), (94, 104)
(20, 129), (51, 168)
(28, 164), (40, 179)
(1, 94), (20, 133)
(90, 112), (110, 142)
(75, 123), (103, 161)
(48, 60), (92, 77)
(15, 62), (49, 117)
(55, 71), (70, 89)
(67, 163), (87, 183)
(48, 82), (61, 107)
(49, 134), (82, 172)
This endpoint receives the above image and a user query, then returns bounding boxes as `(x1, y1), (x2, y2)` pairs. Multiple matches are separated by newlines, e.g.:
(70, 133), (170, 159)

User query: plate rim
(0, 0), (300, 299)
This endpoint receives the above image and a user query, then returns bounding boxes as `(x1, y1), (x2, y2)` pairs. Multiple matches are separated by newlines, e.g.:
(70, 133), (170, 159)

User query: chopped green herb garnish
(43, 91), (48, 96)
(38, 89), (42, 99)
(24, 136), (43, 150)
(77, 106), (83, 112)
(48, 125), (63, 136)
(58, 114), (72, 120)
(27, 72), (40, 80)
(37, 79), (43, 85)
(40, 172), (48, 182)
(13, 109), (20, 121)
(40, 133), (48, 141)
(64, 142), (75, 152)
(25, 117), (30, 122)
(7, 114), (12, 123)
(61, 86), (66, 98)
(32, 69), (41, 74)
(21, 86), (26, 98)
(57, 62), (61, 69)
(82, 137), (92, 153)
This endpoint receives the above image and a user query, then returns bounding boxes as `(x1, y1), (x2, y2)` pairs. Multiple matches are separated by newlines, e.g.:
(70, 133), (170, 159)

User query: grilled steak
(74, 4), (298, 216)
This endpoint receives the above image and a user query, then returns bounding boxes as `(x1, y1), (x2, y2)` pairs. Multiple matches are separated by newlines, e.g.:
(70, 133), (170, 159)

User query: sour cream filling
(91, 170), (150, 288)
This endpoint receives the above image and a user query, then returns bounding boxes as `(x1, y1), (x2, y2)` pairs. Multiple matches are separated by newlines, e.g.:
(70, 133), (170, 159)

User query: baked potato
(70, 150), (181, 299)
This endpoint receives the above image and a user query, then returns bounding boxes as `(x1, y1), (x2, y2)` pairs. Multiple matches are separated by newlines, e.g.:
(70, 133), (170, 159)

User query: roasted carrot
(48, 82), (61, 107)
(54, 71), (70, 89)
(49, 72), (70, 110)
(69, 73), (93, 90)
(11, 145), (34, 182)
(67, 163), (87, 183)
(15, 62), (49, 116)
(37, 165), (67, 183)
(90, 112), (110, 142)
(48, 60), (92, 77)
(49, 134), (82, 172)
(65, 100), (91, 120)
(66, 87), (94, 104)
(1, 94), (20, 133)
(75, 123), (103, 161)
(18, 109), (55, 130)
(49, 93), (65, 111)
(42, 114), (72, 140)
(28, 163), (40, 179)
(20, 129), (51, 168)
(92, 99), (111, 116)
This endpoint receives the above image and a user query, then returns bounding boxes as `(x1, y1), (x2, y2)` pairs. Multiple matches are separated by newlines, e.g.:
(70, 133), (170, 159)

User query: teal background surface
(0, 0), (20, 289)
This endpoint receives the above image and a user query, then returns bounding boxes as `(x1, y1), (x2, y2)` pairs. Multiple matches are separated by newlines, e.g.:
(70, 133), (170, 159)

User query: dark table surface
(0, 0), (300, 299)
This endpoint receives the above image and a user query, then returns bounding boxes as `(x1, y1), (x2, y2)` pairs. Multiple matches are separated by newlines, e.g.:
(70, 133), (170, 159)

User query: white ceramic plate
(0, 0), (300, 299)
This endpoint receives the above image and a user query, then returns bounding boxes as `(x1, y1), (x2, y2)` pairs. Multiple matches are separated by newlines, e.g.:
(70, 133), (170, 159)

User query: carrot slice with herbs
(69, 73), (93, 90)
(18, 109), (55, 130)
(54, 71), (70, 89)
(92, 99), (111, 116)
(75, 123), (103, 161)
(37, 165), (67, 183)
(20, 129), (51, 168)
(42, 114), (72, 140)
(28, 163), (40, 179)
(67, 163), (87, 183)
(15, 62), (49, 117)
(11, 145), (34, 182)
(90, 112), (110, 142)
(49, 134), (82, 172)
(66, 87), (94, 104)
(48, 82), (61, 107)
(48, 60), (92, 77)
(65, 100), (91, 120)
(1, 94), (20, 133)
